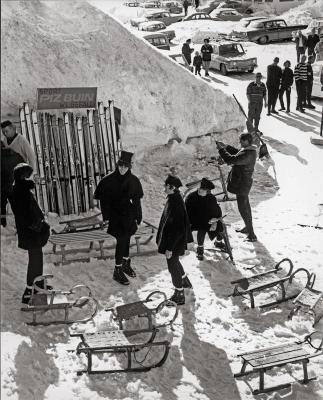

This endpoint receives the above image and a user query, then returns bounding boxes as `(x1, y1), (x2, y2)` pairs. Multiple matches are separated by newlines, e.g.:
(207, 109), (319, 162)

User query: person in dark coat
(201, 38), (213, 77)
(193, 51), (203, 75)
(305, 55), (315, 109)
(1, 141), (24, 227)
(94, 151), (143, 286)
(307, 28), (319, 58)
(10, 163), (50, 304)
(195, 0), (199, 9)
(183, 0), (189, 16)
(278, 60), (294, 113)
(216, 133), (257, 242)
(266, 57), (282, 115)
(156, 175), (193, 305)
(295, 30), (307, 63)
(185, 178), (224, 261)
(182, 38), (194, 65)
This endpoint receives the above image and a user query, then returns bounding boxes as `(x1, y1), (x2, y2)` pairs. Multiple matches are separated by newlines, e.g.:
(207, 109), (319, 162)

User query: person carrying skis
(182, 38), (194, 65)
(216, 133), (257, 242)
(201, 38), (213, 77)
(185, 178), (224, 261)
(156, 175), (193, 305)
(94, 151), (144, 286)
(10, 163), (50, 304)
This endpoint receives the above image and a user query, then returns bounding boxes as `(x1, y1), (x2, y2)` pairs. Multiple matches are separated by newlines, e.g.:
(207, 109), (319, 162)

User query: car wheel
(248, 68), (254, 73)
(220, 64), (227, 76)
(258, 36), (268, 45)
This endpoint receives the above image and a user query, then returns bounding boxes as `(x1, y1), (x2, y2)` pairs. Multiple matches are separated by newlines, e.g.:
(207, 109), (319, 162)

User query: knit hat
(165, 175), (182, 188)
(13, 163), (33, 180)
(200, 178), (215, 190)
(118, 151), (133, 167)
(1, 120), (13, 129)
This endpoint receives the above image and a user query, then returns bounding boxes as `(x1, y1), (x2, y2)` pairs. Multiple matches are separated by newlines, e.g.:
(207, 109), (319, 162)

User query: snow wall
(1, 0), (244, 152)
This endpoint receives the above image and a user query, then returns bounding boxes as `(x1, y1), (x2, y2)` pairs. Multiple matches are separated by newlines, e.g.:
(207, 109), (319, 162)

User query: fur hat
(13, 163), (33, 180)
(1, 120), (13, 129)
(200, 178), (215, 190)
(165, 175), (182, 188)
(118, 151), (134, 167)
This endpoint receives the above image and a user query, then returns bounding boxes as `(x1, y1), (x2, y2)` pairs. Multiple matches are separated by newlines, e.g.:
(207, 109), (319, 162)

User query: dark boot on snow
(167, 289), (185, 306)
(113, 267), (130, 285)
(196, 246), (204, 261)
(122, 258), (136, 278)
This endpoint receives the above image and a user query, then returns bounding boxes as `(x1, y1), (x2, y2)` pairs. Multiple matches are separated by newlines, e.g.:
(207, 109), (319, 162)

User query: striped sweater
(294, 62), (307, 82)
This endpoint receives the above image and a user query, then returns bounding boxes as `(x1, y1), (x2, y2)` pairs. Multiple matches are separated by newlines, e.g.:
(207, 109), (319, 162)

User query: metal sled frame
(71, 329), (170, 375)
(21, 275), (98, 326)
(234, 331), (323, 395)
(105, 291), (178, 335)
(49, 216), (157, 265)
(229, 258), (315, 309)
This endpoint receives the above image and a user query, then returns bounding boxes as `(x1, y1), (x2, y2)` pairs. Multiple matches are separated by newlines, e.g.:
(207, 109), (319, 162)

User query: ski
(93, 109), (106, 178)
(70, 114), (85, 212)
(103, 104), (116, 170)
(58, 117), (73, 215)
(82, 116), (95, 209)
(77, 117), (89, 211)
(19, 107), (29, 141)
(109, 100), (122, 163)
(31, 110), (49, 213)
(64, 112), (81, 214)
(98, 102), (112, 173)
(87, 109), (101, 187)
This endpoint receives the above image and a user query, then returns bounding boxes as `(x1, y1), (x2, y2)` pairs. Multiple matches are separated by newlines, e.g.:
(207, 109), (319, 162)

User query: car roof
(211, 41), (242, 46)
(241, 16), (266, 21)
(140, 20), (166, 27)
(215, 8), (238, 12)
(143, 32), (168, 39)
(145, 9), (169, 15)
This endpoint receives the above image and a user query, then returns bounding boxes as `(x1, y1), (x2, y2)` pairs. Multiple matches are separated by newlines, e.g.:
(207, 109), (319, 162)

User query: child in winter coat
(193, 51), (202, 76)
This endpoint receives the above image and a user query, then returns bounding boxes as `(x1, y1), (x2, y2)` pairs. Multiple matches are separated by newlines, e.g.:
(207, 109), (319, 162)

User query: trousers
(27, 248), (43, 287)
(296, 80), (306, 109)
(115, 235), (130, 265)
(248, 101), (263, 130)
(267, 86), (280, 112)
(306, 80), (313, 105)
(166, 254), (185, 289)
(279, 86), (291, 110)
(236, 194), (254, 235)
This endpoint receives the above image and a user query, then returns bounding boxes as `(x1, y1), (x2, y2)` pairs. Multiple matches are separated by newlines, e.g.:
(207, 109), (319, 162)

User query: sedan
(138, 20), (176, 41)
(131, 10), (182, 27)
(211, 8), (244, 21)
(182, 12), (221, 22)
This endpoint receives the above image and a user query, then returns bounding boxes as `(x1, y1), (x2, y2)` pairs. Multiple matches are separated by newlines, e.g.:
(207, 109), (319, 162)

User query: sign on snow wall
(37, 87), (97, 110)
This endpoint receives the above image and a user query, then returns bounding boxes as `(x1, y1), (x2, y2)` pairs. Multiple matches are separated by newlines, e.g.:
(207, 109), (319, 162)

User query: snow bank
(1, 0), (243, 152)
(282, 0), (323, 25)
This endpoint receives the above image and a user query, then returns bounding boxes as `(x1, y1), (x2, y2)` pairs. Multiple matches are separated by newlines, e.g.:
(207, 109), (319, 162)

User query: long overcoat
(156, 191), (193, 255)
(219, 145), (257, 196)
(94, 169), (143, 238)
(10, 180), (50, 250)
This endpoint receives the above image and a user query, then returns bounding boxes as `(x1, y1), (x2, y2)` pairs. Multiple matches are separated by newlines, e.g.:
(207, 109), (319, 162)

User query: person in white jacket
(1, 120), (36, 171)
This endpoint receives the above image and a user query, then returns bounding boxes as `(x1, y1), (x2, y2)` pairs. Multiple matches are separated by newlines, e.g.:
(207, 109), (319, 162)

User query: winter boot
(182, 275), (193, 289)
(113, 266), (130, 285)
(21, 286), (33, 304)
(196, 246), (204, 261)
(246, 233), (257, 242)
(122, 258), (136, 278)
(167, 289), (185, 306)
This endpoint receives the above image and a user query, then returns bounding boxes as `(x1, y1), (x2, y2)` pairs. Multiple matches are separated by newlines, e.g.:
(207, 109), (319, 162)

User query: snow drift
(1, 0), (243, 151)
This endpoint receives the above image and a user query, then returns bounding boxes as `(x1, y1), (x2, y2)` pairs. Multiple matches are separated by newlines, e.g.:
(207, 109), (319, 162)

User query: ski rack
(19, 102), (122, 215)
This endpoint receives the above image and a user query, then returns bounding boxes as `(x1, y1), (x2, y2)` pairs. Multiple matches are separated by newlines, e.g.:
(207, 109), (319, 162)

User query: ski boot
(113, 267), (130, 285)
(122, 258), (136, 278)
(167, 289), (185, 306)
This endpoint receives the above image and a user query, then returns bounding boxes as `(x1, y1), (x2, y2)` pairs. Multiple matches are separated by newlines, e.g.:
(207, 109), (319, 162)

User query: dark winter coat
(295, 35), (307, 49)
(307, 63), (314, 82)
(1, 142), (24, 199)
(156, 191), (193, 255)
(193, 55), (203, 67)
(280, 67), (294, 88)
(10, 180), (50, 250)
(182, 42), (194, 64)
(94, 169), (143, 238)
(201, 44), (213, 61)
(183, 0), (189, 10)
(307, 34), (319, 51)
(266, 64), (282, 89)
(219, 145), (257, 196)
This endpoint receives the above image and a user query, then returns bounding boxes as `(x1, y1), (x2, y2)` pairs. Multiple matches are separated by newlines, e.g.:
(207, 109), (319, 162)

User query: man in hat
(246, 73), (267, 133)
(156, 175), (193, 305)
(216, 133), (257, 242)
(185, 178), (224, 261)
(266, 57), (282, 115)
(94, 151), (144, 285)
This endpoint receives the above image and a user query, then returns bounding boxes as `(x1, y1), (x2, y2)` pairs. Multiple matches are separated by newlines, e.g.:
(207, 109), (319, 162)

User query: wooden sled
(234, 331), (323, 395)
(229, 258), (315, 308)
(71, 329), (170, 375)
(105, 291), (178, 335)
(21, 275), (98, 326)
(289, 284), (323, 327)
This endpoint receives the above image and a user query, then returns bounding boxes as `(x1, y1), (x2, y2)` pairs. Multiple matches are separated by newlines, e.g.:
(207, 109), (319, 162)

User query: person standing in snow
(185, 178), (224, 261)
(10, 163), (50, 304)
(307, 28), (319, 59)
(182, 39), (194, 65)
(216, 133), (257, 242)
(266, 57), (282, 115)
(201, 38), (213, 77)
(314, 34), (323, 61)
(294, 54), (308, 113)
(305, 55), (315, 109)
(183, 0), (189, 16)
(194, 0), (199, 9)
(156, 175), (193, 305)
(94, 151), (144, 286)
(246, 72), (267, 133)
(193, 51), (202, 76)
(278, 60), (294, 113)
(294, 30), (307, 63)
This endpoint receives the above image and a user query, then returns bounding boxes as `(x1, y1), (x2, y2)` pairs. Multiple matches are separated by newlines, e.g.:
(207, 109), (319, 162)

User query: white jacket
(2, 133), (36, 171)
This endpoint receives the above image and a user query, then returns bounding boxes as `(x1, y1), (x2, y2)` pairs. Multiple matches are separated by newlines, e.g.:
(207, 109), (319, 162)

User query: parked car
(211, 8), (244, 21)
(124, 1), (140, 6)
(159, 1), (183, 14)
(312, 61), (323, 99)
(232, 18), (308, 44)
(139, 1), (161, 8)
(181, 12), (221, 22)
(209, 41), (257, 74)
(130, 10), (182, 26)
(216, 1), (253, 15)
(238, 16), (267, 28)
(138, 20), (176, 41)
(169, 53), (194, 72)
(143, 32), (171, 50)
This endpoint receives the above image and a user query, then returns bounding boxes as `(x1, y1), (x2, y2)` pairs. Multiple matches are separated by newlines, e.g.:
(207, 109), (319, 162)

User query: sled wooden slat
(289, 286), (323, 327)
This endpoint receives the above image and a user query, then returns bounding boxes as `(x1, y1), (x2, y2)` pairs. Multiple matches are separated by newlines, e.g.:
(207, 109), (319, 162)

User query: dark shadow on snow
(263, 135), (308, 165)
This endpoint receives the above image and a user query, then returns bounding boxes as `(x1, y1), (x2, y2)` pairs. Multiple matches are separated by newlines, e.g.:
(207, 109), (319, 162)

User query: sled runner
(289, 285), (323, 327)
(234, 331), (323, 395)
(229, 258), (315, 308)
(21, 275), (98, 326)
(71, 329), (170, 375)
(105, 291), (178, 334)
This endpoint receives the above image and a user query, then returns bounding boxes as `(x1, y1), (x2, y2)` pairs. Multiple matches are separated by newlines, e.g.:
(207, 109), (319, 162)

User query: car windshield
(240, 18), (261, 28)
(249, 21), (264, 29)
(219, 43), (244, 55)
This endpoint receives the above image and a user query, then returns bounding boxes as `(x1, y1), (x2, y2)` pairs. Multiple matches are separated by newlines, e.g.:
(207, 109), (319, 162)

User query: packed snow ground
(1, 1), (323, 400)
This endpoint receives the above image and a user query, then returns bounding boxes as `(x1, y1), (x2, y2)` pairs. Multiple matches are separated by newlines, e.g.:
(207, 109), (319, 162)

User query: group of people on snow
(182, 38), (213, 77)
(1, 119), (257, 306)
(294, 29), (322, 63)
